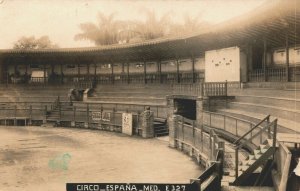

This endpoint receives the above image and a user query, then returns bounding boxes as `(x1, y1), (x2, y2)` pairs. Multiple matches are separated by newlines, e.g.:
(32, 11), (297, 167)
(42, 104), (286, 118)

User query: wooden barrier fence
(174, 115), (224, 190)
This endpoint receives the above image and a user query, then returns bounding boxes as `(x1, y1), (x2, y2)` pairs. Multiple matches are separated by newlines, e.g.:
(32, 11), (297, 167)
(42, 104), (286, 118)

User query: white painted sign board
(122, 113), (133, 136)
(205, 46), (241, 82)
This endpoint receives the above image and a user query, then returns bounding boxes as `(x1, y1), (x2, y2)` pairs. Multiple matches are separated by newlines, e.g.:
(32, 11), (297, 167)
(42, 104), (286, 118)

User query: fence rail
(203, 111), (272, 148)
(172, 81), (228, 97)
(249, 68), (287, 82)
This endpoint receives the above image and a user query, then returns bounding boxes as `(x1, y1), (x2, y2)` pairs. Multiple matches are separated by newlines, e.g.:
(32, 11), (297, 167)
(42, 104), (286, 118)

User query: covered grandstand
(0, 0), (299, 190)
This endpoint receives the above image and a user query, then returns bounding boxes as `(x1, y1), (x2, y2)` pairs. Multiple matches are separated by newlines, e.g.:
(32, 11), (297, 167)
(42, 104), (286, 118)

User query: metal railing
(203, 111), (272, 147)
(233, 115), (277, 179)
(249, 68), (286, 82)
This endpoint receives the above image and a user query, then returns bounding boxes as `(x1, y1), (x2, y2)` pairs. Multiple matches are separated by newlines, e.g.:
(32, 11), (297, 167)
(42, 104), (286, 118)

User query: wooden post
(235, 147), (239, 179)
(182, 116), (184, 141)
(236, 119), (238, 136)
(285, 33), (289, 82)
(58, 101), (61, 122)
(14, 105), (17, 126)
(192, 121), (195, 146)
(44, 105), (47, 124)
(273, 119), (277, 149)
(223, 115), (226, 130)
(86, 103), (90, 127)
(112, 107), (116, 131)
(209, 129), (213, 159)
(72, 106), (76, 127)
(267, 115), (271, 139)
(29, 105), (32, 125)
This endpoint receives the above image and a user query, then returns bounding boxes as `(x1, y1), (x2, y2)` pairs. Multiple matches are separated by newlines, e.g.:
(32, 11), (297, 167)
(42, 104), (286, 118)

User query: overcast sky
(0, 0), (266, 49)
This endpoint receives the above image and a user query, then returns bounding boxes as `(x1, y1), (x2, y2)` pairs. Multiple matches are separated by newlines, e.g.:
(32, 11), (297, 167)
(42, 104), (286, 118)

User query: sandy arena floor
(0, 126), (202, 191)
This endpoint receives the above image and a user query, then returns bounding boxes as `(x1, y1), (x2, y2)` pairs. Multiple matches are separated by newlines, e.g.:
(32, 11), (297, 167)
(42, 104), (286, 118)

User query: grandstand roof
(0, 0), (299, 63)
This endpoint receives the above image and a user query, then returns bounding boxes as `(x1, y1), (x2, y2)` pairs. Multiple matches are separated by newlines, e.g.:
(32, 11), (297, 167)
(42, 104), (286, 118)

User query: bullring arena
(0, 0), (300, 191)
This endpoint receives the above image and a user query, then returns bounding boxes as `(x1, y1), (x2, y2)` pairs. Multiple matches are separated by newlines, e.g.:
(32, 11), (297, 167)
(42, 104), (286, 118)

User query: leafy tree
(13, 36), (58, 49)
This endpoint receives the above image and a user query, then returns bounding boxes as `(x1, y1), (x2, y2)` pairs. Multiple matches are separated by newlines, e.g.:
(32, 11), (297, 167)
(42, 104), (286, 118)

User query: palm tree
(169, 13), (210, 36)
(75, 12), (121, 46)
(134, 10), (172, 40)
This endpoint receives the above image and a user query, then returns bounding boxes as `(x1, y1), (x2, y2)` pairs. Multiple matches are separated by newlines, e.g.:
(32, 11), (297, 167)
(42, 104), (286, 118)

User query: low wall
(170, 115), (223, 167)
(272, 142), (292, 191)
(0, 102), (155, 137)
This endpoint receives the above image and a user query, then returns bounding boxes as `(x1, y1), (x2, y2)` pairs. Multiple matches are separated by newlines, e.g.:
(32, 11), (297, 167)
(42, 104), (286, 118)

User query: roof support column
(93, 63), (97, 83)
(60, 63), (64, 84)
(127, 62), (130, 84)
(25, 63), (28, 74)
(176, 59), (180, 84)
(191, 55), (195, 83)
(43, 64), (46, 84)
(77, 63), (80, 78)
(51, 64), (54, 74)
(14, 64), (17, 76)
(111, 60), (114, 84)
(263, 37), (267, 82)
(285, 33), (289, 82)
(87, 63), (90, 79)
(144, 60), (147, 84)
(158, 60), (161, 84)
(246, 44), (252, 82)
(121, 62), (125, 83)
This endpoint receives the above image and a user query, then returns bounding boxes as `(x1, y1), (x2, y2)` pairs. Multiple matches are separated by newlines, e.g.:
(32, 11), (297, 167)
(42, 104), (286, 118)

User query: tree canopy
(74, 12), (121, 46)
(13, 36), (59, 49)
(74, 11), (208, 46)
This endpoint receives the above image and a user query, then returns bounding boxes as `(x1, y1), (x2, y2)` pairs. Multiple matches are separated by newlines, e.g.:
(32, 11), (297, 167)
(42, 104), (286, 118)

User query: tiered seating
(88, 84), (172, 106)
(217, 88), (300, 133)
(0, 84), (72, 123)
(0, 84), (71, 103)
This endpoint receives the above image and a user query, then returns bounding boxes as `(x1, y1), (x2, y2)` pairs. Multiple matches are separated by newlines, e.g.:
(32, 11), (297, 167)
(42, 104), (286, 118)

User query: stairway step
(155, 133), (169, 137)
(242, 159), (255, 166)
(154, 118), (167, 123)
(254, 152), (262, 160)
(239, 165), (249, 171)
(154, 125), (168, 128)
(259, 144), (269, 150)
(253, 166), (263, 173)
(254, 149), (261, 155)
(248, 154), (255, 160)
